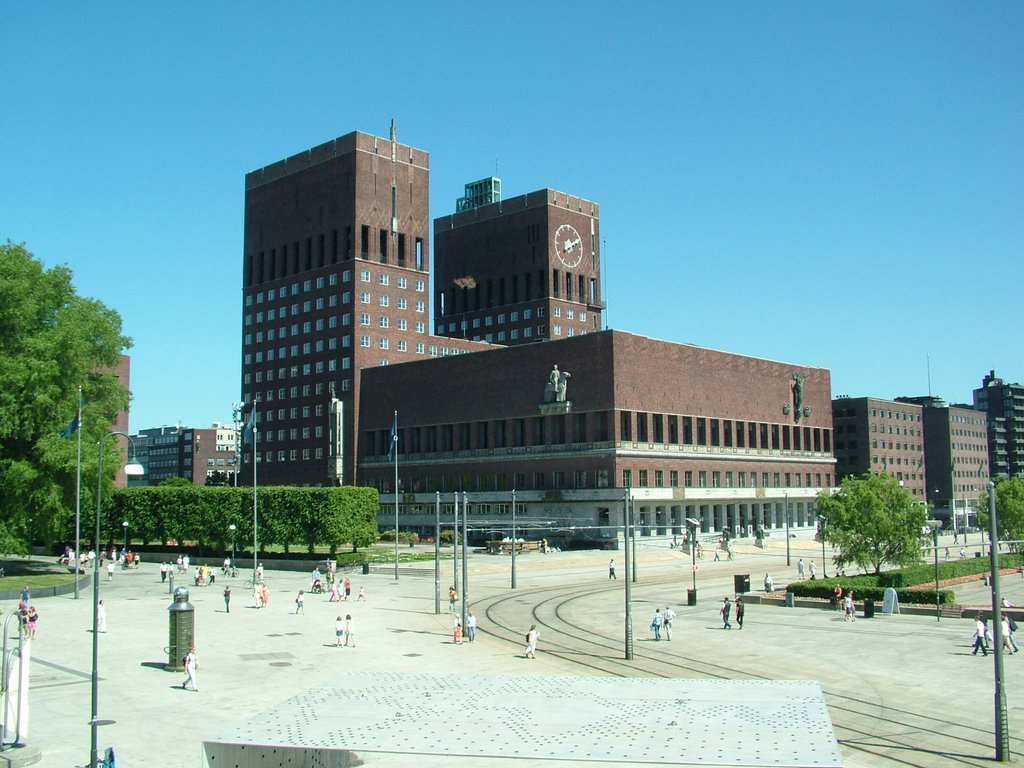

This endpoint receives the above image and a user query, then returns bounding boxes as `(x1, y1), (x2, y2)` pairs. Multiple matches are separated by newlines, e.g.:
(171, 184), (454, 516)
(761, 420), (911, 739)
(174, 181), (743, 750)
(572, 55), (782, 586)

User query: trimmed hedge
(785, 553), (1024, 606)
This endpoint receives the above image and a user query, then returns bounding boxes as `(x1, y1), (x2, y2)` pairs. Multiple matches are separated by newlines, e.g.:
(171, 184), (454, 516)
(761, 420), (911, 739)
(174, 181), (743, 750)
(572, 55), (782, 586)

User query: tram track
(477, 573), (1020, 768)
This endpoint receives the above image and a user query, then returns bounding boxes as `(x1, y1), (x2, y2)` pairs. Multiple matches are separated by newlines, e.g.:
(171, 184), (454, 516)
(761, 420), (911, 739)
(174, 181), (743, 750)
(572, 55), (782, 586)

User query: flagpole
(393, 410), (399, 581)
(74, 386), (82, 599)
(252, 401), (259, 581)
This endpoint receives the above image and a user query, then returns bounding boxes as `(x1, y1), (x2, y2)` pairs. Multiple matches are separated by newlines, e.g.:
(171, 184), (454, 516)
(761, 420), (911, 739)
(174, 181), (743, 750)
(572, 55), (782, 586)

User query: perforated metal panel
(207, 673), (841, 766)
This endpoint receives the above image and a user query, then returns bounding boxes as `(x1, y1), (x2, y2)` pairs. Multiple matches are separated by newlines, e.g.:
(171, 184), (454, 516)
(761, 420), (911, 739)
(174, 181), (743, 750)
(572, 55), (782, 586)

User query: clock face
(553, 224), (583, 268)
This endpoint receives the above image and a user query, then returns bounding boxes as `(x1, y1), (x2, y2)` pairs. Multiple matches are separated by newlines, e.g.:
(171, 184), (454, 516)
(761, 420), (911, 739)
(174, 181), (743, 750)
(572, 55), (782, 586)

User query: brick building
(240, 128), (486, 487)
(360, 331), (834, 546)
(434, 185), (603, 345)
(831, 397), (927, 500)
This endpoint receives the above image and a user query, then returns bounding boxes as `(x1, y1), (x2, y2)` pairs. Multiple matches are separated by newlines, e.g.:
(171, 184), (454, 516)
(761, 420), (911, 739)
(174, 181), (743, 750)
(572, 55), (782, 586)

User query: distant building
(973, 370), (1024, 479)
(831, 397), (927, 501)
(896, 395), (989, 529)
(128, 425), (223, 486)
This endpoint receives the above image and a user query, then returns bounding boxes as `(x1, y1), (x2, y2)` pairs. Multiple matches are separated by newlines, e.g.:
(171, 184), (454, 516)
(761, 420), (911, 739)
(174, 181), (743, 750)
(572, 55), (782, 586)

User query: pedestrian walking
(254, 582), (264, 608)
(972, 615), (989, 656)
(844, 592), (856, 622)
(524, 624), (539, 658)
(735, 597), (745, 629)
(343, 614), (355, 647)
(160, 563), (168, 583)
(223, 586), (231, 613)
(448, 586), (458, 613)
(663, 606), (676, 641)
(764, 573), (773, 592)
(335, 616), (345, 646)
(453, 615), (463, 644)
(809, 561), (817, 580)
(343, 577), (352, 601)
(608, 558), (617, 579)
(466, 611), (477, 642)
(797, 559), (805, 579)
(295, 589), (305, 614)
(96, 600), (107, 633)
(261, 584), (270, 608)
(1001, 616), (1018, 654)
(720, 596), (732, 630)
(357, 586), (366, 601)
(651, 609), (663, 641)
(106, 561), (115, 581)
(181, 645), (199, 692)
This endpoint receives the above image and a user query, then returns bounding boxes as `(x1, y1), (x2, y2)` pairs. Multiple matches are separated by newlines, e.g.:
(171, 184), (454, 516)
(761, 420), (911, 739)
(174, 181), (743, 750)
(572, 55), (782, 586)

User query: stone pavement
(0, 532), (1020, 767)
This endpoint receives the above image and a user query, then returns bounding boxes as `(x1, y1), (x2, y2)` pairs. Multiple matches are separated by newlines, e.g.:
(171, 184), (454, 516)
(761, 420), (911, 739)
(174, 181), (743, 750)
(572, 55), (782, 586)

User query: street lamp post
(817, 515), (827, 578)
(784, 491), (791, 567)
(122, 521), (128, 553)
(511, 489), (517, 590)
(926, 519), (942, 622)
(228, 524), (237, 567)
(686, 517), (700, 603)
(987, 481), (1010, 761)
(91, 432), (143, 768)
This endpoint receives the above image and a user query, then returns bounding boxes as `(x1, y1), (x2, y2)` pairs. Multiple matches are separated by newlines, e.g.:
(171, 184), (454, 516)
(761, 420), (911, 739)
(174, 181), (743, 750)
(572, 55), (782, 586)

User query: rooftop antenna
(602, 237), (609, 330)
(926, 353), (932, 396)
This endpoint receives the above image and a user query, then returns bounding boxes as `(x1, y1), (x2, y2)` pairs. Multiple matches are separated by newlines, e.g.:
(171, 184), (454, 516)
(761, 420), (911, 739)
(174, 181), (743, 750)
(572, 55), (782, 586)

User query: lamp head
(124, 462), (144, 477)
(685, 518), (700, 527)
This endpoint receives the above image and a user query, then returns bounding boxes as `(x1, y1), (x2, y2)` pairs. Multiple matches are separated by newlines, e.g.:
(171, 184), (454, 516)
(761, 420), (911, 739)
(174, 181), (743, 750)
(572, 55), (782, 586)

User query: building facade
(433, 186), (603, 346)
(128, 425), (222, 486)
(360, 331), (834, 546)
(973, 370), (1024, 479)
(896, 396), (989, 528)
(240, 128), (487, 487)
(831, 397), (927, 501)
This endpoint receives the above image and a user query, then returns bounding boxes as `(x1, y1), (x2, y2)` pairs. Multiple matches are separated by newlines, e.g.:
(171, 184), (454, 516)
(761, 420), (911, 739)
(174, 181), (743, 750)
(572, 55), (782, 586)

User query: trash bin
(734, 574), (750, 594)
(863, 598), (875, 618)
(361, 560), (370, 575)
(687, 589), (697, 606)
(785, 592), (795, 608)
(166, 586), (194, 671)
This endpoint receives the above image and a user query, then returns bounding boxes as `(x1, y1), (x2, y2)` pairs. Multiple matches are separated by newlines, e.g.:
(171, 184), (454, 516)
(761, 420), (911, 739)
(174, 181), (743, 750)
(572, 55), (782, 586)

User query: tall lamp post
(228, 524), (237, 567)
(817, 515), (828, 578)
(784, 491), (791, 567)
(121, 521), (128, 553)
(91, 432), (143, 768)
(926, 520), (942, 622)
(987, 481), (1010, 761)
(686, 517), (700, 604)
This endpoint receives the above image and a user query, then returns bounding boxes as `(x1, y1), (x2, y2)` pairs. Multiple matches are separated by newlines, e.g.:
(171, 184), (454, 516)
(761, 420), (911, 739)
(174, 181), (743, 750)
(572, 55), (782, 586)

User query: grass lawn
(0, 557), (79, 591)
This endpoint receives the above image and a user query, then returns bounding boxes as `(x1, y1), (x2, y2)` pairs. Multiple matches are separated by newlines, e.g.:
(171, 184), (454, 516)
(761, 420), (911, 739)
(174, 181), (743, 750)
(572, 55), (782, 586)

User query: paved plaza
(1, 533), (1022, 767)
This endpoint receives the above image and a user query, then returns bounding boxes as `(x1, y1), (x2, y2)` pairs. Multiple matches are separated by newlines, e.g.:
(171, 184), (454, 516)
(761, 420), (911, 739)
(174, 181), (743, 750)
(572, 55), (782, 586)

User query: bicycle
(244, 575), (266, 589)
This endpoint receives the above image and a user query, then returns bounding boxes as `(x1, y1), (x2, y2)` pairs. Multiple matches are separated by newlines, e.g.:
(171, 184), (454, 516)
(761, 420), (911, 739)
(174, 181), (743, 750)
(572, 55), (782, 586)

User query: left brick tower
(240, 125), (431, 486)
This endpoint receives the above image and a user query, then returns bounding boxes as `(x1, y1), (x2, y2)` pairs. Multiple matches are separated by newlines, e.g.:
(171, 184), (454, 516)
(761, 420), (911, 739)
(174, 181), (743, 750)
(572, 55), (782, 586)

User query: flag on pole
(61, 408), (81, 438)
(386, 414), (398, 462)
(243, 404), (258, 445)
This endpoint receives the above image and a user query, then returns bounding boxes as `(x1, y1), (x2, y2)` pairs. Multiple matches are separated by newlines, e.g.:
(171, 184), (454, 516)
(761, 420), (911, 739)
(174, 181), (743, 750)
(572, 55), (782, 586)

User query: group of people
(650, 606), (677, 640)
(18, 586), (39, 639)
(720, 596), (744, 629)
(452, 611), (478, 644)
(796, 558), (817, 580)
(972, 613), (1020, 656)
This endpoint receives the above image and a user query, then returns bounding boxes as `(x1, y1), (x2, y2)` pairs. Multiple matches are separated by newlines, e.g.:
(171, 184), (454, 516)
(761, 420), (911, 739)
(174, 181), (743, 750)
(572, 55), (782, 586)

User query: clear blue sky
(3, 2), (1021, 432)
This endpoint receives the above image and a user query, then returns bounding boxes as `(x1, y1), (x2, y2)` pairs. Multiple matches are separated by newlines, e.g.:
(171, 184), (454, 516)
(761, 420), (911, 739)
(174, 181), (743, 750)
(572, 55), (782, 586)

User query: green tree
(977, 477), (1024, 552)
(816, 473), (928, 575)
(0, 242), (132, 554)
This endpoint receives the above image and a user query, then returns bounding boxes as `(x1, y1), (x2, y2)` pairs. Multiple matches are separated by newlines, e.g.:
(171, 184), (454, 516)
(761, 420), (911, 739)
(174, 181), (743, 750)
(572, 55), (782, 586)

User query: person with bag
(524, 625), (539, 658)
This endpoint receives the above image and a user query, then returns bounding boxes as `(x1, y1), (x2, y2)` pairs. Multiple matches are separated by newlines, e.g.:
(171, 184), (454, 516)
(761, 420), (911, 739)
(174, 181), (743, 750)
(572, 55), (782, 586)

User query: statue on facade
(544, 365), (571, 403)
(792, 372), (805, 422)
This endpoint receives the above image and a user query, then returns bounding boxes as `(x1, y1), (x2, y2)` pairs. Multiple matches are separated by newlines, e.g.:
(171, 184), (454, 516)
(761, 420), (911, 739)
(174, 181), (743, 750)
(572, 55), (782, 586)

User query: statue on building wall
(544, 365), (571, 403)
(792, 372), (805, 422)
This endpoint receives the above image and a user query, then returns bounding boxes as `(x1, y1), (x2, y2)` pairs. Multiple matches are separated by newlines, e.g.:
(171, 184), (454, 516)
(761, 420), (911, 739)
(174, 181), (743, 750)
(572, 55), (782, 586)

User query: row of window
(373, 467), (832, 494)
(244, 228), (427, 287)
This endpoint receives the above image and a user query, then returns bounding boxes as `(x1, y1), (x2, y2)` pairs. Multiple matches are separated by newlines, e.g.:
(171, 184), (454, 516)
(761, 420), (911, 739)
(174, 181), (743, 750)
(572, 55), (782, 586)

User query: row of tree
(816, 473), (1024, 575)
(102, 485), (379, 556)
